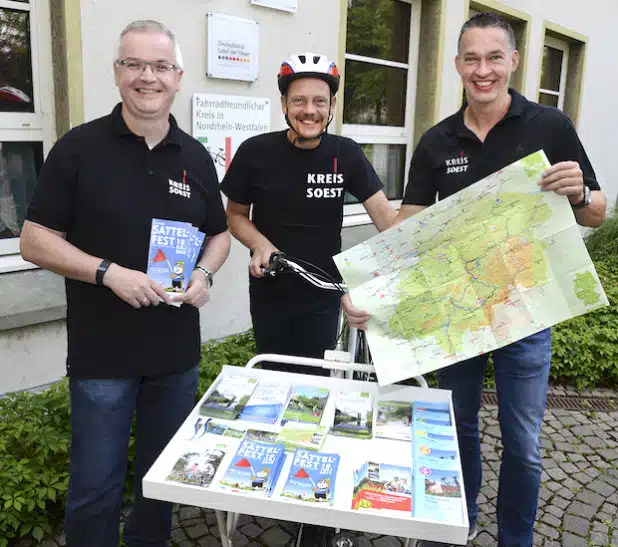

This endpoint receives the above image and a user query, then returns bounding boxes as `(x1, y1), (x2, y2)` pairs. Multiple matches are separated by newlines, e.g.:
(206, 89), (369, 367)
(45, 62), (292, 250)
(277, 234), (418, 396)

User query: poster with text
(250, 0), (297, 13)
(206, 12), (259, 82)
(192, 94), (271, 181)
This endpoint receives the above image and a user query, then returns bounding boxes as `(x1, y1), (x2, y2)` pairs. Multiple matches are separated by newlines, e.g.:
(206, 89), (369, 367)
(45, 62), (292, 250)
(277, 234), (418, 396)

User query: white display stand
(143, 357), (469, 546)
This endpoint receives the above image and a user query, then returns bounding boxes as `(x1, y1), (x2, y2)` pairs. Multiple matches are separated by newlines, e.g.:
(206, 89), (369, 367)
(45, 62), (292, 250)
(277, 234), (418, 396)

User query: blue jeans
(64, 366), (199, 547)
(438, 329), (551, 547)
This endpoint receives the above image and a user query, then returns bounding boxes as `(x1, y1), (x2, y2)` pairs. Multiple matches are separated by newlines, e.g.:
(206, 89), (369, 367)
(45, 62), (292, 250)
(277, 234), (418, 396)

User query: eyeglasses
(116, 59), (179, 74)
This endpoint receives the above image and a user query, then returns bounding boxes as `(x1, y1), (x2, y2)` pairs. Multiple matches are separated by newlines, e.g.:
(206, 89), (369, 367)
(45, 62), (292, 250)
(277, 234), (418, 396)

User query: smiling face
(456, 26), (519, 109)
(114, 30), (183, 122)
(281, 77), (335, 145)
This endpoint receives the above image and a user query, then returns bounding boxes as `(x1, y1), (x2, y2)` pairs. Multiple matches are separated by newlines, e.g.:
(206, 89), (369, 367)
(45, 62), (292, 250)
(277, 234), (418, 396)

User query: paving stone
(259, 526), (291, 547)
(574, 489), (605, 508)
(589, 531), (610, 545)
(186, 523), (209, 539)
(567, 453), (585, 463)
(561, 532), (589, 547)
(205, 511), (217, 526)
(572, 472), (593, 485)
(566, 501), (597, 519)
(230, 531), (249, 546)
(171, 528), (187, 543)
(209, 525), (221, 539)
(589, 480), (616, 497)
(255, 516), (278, 530)
(553, 496), (570, 509)
(240, 523), (264, 539)
(585, 468), (601, 479)
(197, 537), (223, 547)
(545, 504), (564, 519)
(373, 537), (402, 547)
(563, 514), (590, 537)
(547, 467), (568, 481)
(559, 462), (580, 474)
(591, 522), (609, 533)
(179, 506), (202, 521)
(546, 481), (563, 493)
(540, 513), (561, 528)
(535, 523), (559, 540)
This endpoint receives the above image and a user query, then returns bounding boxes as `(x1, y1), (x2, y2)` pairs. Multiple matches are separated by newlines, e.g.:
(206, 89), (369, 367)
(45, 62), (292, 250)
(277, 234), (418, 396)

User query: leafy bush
(0, 331), (256, 545)
(0, 382), (71, 546)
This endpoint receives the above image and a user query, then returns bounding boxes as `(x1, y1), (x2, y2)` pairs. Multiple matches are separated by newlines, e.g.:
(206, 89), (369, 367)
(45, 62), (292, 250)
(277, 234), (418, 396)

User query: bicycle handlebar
(261, 252), (347, 293)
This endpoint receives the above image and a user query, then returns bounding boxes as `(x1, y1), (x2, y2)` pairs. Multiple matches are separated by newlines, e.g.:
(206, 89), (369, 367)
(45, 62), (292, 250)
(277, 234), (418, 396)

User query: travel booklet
(219, 439), (286, 497)
(352, 461), (412, 513)
(375, 400), (413, 441)
(412, 401), (464, 522)
(147, 218), (205, 298)
(280, 449), (340, 504)
(239, 381), (292, 424)
(331, 391), (373, 439)
(167, 444), (227, 488)
(245, 429), (278, 443)
(199, 376), (258, 419)
(281, 385), (329, 425)
(275, 423), (329, 452)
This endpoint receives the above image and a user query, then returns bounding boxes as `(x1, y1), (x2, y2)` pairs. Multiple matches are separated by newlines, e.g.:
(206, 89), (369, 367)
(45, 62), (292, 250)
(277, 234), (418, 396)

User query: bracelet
(96, 259), (112, 286)
(195, 266), (213, 287)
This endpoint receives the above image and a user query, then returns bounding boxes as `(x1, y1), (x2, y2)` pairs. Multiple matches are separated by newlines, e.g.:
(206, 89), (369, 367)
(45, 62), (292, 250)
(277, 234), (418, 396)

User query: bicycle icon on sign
(197, 137), (227, 168)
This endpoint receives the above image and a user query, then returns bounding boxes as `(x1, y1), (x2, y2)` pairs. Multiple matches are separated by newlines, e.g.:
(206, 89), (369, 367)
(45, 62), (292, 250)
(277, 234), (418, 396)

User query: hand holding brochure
(147, 218), (205, 303)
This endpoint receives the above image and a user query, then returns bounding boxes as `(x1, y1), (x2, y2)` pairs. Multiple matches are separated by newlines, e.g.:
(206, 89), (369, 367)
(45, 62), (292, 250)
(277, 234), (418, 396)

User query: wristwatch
(195, 266), (213, 287)
(96, 259), (112, 286)
(572, 185), (591, 209)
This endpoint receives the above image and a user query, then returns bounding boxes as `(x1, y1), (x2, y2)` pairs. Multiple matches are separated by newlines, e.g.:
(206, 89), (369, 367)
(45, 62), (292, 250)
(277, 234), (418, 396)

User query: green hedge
(0, 331), (253, 545)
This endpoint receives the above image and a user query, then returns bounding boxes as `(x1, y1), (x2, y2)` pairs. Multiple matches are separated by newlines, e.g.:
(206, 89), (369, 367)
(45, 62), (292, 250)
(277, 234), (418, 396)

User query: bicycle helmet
(278, 53), (340, 96)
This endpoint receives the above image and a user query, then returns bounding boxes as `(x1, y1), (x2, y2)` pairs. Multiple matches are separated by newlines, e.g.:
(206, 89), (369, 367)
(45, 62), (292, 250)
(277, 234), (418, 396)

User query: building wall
(3, 0), (617, 393)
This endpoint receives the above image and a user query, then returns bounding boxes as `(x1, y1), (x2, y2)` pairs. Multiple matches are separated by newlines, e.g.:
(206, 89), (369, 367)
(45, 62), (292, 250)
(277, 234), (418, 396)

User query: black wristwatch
(96, 259), (112, 286)
(572, 185), (591, 210)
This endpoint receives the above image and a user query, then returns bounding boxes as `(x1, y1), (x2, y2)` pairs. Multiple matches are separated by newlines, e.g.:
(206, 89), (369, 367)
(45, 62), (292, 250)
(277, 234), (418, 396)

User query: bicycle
(259, 252), (426, 547)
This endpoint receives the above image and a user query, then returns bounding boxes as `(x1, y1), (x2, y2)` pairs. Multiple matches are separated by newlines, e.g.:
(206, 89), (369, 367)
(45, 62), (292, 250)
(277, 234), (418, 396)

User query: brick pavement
(31, 393), (618, 547)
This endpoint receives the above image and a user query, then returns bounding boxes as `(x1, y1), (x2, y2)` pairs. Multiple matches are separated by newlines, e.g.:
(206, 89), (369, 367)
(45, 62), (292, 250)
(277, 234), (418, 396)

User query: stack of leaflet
(351, 461), (412, 513)
(240, 381), (292, 424)
(280, 385), (329, 426)
(280, 448), (340, 505)
(199, 376), (258, 420)
(147, 218), (205, 301)
(218, 439), (286, 497)
(166, 445), (227, 488)
(411, 402), (464, 523)
(331, 391), (373, 439)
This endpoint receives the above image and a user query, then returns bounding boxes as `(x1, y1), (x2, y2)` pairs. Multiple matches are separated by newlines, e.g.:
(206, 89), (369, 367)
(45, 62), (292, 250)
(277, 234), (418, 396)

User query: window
(0, 0), (53, 258)
(538, 36), (568, 109)
(342, 0), (421, 213)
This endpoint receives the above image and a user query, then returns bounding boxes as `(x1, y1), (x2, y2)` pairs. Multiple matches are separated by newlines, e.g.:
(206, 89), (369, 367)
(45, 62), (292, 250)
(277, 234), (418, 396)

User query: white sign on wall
(250, 0), (298, 13)
(206, 13), (259, 82)
(192, 94), (271, 181)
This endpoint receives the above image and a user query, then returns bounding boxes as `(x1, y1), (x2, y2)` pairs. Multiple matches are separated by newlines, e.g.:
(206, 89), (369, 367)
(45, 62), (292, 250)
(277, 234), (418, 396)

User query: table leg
(215, 510), (231, 547)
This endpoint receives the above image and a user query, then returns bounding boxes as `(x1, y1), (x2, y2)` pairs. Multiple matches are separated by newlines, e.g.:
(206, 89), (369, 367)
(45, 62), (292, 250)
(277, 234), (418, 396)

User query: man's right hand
(103, 263), (172, 309)
(250, 243), (279, 278)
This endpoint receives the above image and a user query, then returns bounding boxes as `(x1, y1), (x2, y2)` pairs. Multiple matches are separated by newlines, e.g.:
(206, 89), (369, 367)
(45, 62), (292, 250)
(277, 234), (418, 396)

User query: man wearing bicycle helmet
(221, 53), (396, 377)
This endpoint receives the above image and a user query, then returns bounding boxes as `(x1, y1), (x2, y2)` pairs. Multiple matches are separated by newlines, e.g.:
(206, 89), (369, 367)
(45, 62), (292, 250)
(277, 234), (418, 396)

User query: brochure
(413, 402), (452, 425)
(147, 218), (205, 296)
(240, 381), (292, 424)
(245, 429), (278, 443)
(167, 445), (227, 488)
(281, 385), (329, 425)
(219, 439), (286, 497)
(352, 461), (412, 513)
(199, 376), (258, 419)
(413, 465), (464, 522)
(375, 400), (412, 441)
(275, 423), (329, 452)
(331, 391), (373, 439)
(280, 449), (340, 504)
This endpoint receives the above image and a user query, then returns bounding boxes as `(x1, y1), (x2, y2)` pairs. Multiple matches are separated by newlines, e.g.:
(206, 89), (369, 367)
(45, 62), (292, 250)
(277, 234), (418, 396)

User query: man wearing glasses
(20, 20), (231, 547)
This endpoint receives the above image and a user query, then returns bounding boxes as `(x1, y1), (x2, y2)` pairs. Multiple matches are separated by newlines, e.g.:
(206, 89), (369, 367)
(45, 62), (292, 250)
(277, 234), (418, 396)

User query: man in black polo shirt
(394, 13), (606, 547)
(222, 53), (396, 376)
(20, 20), (230, 547)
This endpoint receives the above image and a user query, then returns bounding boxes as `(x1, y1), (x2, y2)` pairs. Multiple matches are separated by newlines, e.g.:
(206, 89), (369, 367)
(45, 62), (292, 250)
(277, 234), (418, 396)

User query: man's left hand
(540, 161), (585, 204)
(176, 270), (210, 308)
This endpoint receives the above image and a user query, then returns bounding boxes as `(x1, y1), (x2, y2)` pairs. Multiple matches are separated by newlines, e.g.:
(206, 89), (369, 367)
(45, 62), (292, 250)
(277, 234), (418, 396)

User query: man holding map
(351, 12), (606, 547)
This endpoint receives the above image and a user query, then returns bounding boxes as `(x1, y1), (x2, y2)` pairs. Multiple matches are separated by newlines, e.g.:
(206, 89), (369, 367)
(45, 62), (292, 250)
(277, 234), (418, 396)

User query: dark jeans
(250, 294), (341, 376)
(438, 329), (551, 547)
(64, 366), (199, 547)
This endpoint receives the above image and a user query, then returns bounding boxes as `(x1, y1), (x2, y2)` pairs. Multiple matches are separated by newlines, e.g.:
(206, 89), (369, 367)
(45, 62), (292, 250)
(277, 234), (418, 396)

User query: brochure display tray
(143, 356), (469, 546)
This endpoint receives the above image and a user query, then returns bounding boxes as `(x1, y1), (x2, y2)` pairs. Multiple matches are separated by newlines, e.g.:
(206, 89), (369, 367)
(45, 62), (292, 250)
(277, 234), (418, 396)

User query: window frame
(341, 0), (421, 216)
(0, 0), (55, 260)
(538, 35), (569, 111)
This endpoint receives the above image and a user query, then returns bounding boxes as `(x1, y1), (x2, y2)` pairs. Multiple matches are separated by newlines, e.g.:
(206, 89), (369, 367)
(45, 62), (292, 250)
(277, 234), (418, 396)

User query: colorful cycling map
(334, 151), (608, 385)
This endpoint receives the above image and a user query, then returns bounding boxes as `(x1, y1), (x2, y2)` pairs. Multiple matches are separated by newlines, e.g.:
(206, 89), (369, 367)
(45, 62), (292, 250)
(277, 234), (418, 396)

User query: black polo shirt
(26, 104), (227, 379)
(403, 89), (600, 206)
